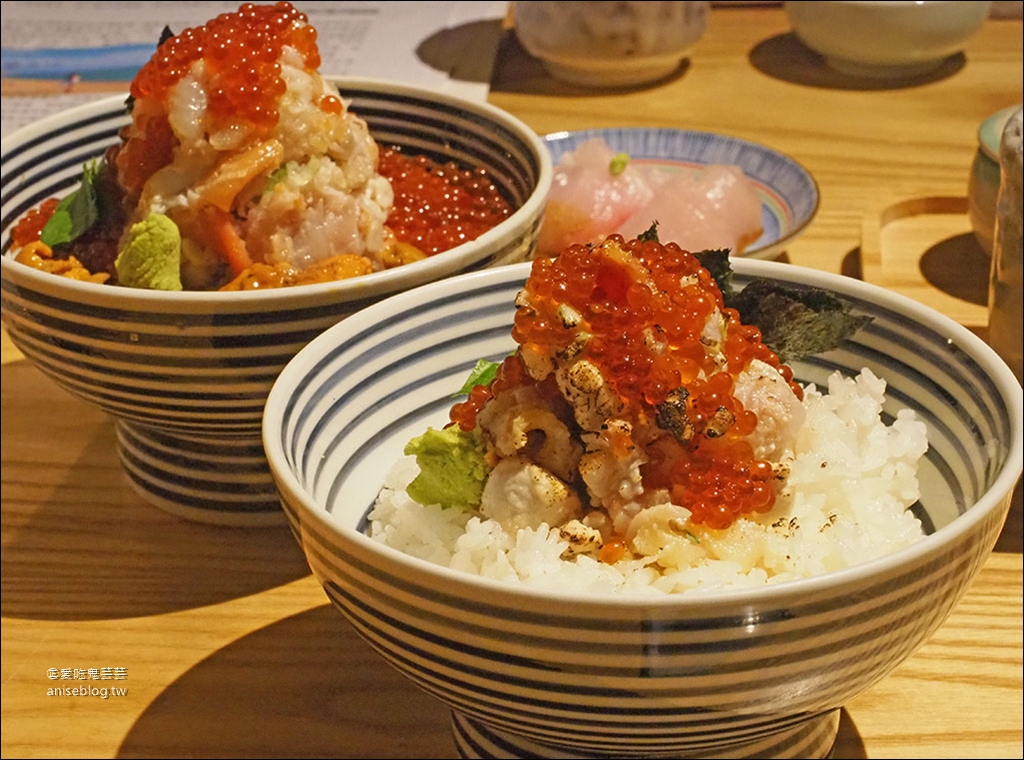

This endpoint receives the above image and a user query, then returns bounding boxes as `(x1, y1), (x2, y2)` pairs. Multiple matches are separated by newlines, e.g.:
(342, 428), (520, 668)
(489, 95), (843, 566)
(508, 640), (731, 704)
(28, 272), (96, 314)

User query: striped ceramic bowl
(263, 258), (1022, 758)
(0, 79), (551, 526)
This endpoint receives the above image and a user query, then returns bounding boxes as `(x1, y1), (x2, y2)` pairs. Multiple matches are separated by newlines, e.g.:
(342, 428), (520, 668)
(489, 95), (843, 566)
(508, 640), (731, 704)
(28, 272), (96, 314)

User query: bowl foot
(822, 55), (948, 79)
(539, 57), (685, 88)
(450, 709), (840, 759)
(115, 421), (287, 526)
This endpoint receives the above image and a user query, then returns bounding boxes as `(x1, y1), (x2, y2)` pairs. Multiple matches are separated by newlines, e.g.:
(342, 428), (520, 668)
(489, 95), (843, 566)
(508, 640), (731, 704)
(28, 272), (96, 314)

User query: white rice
(367, 368), (928, 596)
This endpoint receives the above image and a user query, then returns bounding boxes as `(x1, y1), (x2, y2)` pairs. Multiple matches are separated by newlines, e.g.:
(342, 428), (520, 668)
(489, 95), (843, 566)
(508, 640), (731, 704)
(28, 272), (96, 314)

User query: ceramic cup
(512, 1), (709, 87)
(784, 1), (992, 79)
(969, 106), (1020, 255)
(987, 106), (1023, 383)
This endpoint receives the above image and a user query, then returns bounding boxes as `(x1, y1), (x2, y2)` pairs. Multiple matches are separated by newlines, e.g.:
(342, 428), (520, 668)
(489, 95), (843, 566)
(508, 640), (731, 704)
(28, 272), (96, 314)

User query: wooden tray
(861, 196), (991, 330)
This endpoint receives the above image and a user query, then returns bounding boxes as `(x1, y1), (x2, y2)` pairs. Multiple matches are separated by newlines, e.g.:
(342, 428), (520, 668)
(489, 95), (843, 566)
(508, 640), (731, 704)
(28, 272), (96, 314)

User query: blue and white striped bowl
(0, 79), (552, 526)
(264, 258), (1022, 758)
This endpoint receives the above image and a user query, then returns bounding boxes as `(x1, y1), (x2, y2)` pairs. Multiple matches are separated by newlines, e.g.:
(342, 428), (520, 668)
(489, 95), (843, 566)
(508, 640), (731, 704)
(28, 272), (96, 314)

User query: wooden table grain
(2, 6), (1022, 758)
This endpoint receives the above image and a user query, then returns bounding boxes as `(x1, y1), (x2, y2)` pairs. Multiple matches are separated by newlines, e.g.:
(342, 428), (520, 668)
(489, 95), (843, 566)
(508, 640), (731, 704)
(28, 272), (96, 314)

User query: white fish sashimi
(536, 138), (655, 255)
(616, 164), (764, 254)
(537, 135), (765, 256)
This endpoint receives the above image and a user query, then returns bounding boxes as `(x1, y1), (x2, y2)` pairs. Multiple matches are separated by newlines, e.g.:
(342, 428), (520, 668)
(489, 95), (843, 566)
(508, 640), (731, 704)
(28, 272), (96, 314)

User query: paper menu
(1, 1), (510, 139)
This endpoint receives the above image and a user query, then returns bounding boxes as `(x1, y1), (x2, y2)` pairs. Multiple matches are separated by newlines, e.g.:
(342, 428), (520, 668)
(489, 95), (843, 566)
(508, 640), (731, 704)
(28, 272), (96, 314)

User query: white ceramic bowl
(513, 1), (709, 87)
(264, 258), (1023, 758)
(784, 1), (992, 79)
(0, 78), (551, 526)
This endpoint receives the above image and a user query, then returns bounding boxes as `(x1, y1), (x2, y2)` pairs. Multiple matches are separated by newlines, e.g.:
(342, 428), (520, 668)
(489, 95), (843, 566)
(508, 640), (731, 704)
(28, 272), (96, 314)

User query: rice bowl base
(451, 708), (842, 758)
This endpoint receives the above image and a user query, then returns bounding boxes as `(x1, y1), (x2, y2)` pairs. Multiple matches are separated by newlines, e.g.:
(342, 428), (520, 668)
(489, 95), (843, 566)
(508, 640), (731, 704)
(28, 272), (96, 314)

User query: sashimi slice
(536, 138), (655, 255)
(616, 164), (764, 254)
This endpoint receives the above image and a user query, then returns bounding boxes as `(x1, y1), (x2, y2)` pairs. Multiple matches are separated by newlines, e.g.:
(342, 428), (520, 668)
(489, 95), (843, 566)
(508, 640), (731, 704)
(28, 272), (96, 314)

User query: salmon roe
(449, 353), (531, 431)
(10, 2), (516, 289)
(458, 235), (799, 530)
(131, 2), (320, 131)
(118, 2), (329, 196)
(11, 198), (59, 247)
(378, 147), (513, 256)
(513, 236), (801, 406)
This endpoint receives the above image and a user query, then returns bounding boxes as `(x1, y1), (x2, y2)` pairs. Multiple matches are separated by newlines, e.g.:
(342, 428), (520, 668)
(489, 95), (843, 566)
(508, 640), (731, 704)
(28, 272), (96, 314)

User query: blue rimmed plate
(544, 127), (820, 260)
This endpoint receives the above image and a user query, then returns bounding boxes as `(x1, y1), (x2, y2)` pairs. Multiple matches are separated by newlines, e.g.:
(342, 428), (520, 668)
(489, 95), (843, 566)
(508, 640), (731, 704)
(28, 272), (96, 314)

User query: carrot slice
(208, 207), (252, 275)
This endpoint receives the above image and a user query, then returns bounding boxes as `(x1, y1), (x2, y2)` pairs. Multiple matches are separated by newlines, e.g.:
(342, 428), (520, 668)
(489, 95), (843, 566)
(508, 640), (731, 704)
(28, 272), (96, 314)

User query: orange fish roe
(450, 353), (531, 431)
(10, 198), (59, 247)
(458, 235), (800, 531)
(378, 147), (514, 256)
(118, 2), (331, 196)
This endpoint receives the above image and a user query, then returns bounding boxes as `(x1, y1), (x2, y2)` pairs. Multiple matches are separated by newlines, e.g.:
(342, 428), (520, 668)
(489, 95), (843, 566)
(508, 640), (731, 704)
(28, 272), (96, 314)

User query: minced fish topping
(8, 2), (512, 291)
(422, 235), (805, 564)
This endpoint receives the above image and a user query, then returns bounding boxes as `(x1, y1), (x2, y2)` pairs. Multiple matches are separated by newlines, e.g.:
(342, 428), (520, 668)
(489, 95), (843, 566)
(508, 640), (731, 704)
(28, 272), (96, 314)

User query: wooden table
(2, 5), (1022, 758)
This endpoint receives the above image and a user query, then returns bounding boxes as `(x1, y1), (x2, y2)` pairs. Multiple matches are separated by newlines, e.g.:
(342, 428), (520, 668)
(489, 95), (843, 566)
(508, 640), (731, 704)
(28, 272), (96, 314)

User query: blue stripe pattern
(1, 80), (551, 525)
(264, 258), (1022, 756)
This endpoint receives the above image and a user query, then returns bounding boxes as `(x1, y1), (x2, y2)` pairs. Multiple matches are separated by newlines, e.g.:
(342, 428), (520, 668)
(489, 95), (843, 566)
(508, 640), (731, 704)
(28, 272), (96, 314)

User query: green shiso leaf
(455, 358), (502, 396)
(39, 160), (102, 247)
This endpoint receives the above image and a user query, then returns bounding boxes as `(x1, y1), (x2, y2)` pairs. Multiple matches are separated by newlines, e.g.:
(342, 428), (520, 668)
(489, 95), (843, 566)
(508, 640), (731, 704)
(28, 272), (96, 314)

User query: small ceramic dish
(544, 127), (820, 259)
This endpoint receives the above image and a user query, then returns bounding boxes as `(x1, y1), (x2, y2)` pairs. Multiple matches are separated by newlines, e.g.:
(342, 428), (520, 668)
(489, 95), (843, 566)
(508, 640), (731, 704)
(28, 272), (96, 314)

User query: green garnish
(266, 164), (289, 190)
(40, 160), (102, 247)
(114, 213), (183, 291)
(402, 360), (506, 509)
(609, 152), (631, 176)
(455, 358), (502, 396)
(404, 426), (489, 509)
